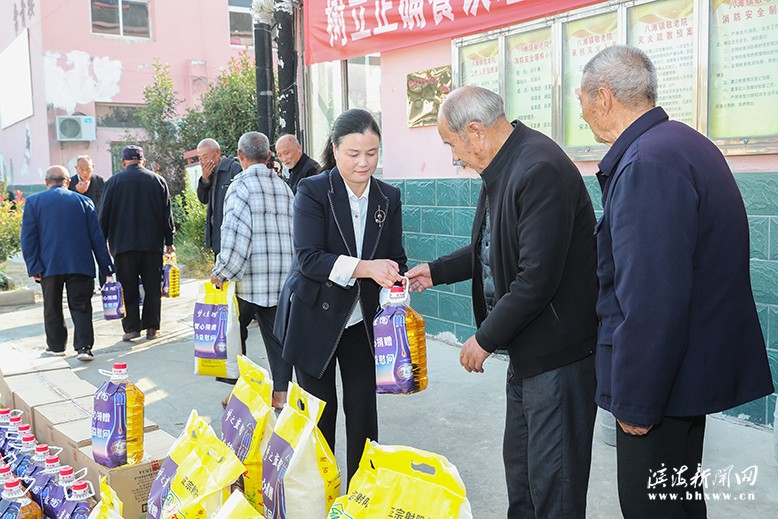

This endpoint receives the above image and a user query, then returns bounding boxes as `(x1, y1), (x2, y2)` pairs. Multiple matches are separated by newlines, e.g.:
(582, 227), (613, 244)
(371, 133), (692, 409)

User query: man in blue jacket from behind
(580, 45), (774, 518)
(21, 165), (114, 361)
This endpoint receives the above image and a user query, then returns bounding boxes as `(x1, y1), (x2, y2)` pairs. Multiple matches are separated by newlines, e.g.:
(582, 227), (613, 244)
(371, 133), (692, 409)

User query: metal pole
(254, 20), (275, 141)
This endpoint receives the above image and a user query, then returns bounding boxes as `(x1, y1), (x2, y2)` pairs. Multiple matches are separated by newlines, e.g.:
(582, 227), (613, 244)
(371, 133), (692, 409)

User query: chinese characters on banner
(460, 39), (500, 92)
(562, 12), (618, 147)
(406, 65), (452, 127)
(628, 0), (695, 127)
(506, 27), (553, 136)
(306, 0), (603, 65)
(709, 0), (778, 139)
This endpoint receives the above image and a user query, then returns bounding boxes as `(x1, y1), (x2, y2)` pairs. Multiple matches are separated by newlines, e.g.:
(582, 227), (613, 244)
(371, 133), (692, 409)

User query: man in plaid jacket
(210, 131), (294, 409)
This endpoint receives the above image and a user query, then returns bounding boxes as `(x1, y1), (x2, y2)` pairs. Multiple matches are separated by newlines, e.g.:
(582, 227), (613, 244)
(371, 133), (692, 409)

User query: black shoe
(77, 350), (94, 361)
(122, 331), (141, 342)
(215, 376), (238, 385)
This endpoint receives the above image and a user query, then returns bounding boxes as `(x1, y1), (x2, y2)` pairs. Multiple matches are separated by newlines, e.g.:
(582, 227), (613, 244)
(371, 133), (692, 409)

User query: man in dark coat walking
(100, 145), (175, 342)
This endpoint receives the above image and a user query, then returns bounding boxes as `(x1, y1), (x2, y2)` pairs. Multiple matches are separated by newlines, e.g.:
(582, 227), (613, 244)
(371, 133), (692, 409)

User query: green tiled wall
(390, 173), (778, 428)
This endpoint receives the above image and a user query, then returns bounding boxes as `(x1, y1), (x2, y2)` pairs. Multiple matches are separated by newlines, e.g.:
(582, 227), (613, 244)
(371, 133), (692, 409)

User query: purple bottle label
(43, 483), (67, 518)
(101, 282), (125, 320)
(193, 303), (228, 360)
(262, 433), (294, 519)
(92, 381), (127, 468)
(221, 396), (258, 462)
(374, 305), (415, 394)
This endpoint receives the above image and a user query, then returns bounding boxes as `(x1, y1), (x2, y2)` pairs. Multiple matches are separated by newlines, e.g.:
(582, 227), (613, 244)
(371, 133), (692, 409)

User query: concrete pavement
(0, 275), (776, 518)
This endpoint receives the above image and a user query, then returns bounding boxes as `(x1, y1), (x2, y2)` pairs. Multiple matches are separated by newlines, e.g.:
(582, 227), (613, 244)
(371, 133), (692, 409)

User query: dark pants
(237, 297), (292, 393)
(41, 274), (94, 353)
(295, 323), (377, 485)
(115, 251), (162, 333)
(617, 415), (707, 519)
(504, 354), (597, 519)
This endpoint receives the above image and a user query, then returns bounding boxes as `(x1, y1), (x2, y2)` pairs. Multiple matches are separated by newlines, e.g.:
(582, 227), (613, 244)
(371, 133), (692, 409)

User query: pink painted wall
(381, 40), (478, 180)
(1, 0), (248, 187)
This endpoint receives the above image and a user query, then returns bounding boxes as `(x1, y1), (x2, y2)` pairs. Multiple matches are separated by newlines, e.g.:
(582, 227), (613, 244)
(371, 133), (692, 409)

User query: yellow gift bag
(328, 441), (473, 519)
(193, 281), (240, 378)
(263, 382), (341, 518)
(221, 356), (277, 514)
(87, 477), (123, 519)
(146, 410), (245, 519)
(214, 490), (262, 519)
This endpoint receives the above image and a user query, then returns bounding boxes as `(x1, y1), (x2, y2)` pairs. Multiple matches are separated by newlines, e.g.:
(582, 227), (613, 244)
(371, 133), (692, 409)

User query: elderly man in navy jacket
(21, 165), (114, 361)
(580, 45), (774, 518)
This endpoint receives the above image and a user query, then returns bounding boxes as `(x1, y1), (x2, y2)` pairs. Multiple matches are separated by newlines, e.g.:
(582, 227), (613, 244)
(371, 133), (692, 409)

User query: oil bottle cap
(59, 466), (74, 477)
(390, 285), (404, 293)
(46, 455), (60, 465)
(9, 416), (21, 424)
(4, 478), (20, 490)
(36, 444), (49, 454)
(72, 481), (88, 492)
(18, 423), (30, 432)
(114, 362), (127, 370)
(21, 434), (35, 443)
(0, 409), (9, 416)
(0, 466), (10, 474)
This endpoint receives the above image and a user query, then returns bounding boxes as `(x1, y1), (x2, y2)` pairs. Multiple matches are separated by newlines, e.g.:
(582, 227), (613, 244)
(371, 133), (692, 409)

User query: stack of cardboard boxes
(0, 344), (177, 519)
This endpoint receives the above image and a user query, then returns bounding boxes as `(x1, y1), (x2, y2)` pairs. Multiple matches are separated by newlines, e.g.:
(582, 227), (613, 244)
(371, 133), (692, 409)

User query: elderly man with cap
(22, 165), (114, 361)
(100, 145), (175, 342)
(274, 134), (320, 193)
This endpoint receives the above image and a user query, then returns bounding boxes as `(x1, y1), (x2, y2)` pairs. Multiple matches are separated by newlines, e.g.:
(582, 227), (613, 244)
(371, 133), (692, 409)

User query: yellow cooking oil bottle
(1, 477), (42, 519)
(92, 363), (144, 467)
(374, 280), (428, 394)
(162, 253), (180, 298)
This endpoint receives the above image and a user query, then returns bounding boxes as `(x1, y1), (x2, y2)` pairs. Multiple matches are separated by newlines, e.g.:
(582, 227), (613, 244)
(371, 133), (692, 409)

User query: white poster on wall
(0, 29), (34, 129)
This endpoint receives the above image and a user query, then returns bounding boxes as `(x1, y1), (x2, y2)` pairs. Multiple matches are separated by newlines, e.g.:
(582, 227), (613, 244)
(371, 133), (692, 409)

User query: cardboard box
(78, 429), (177, 519)
(0, 344), (69, 407)
(6, 370), (97, 430)
(46, 410), (160, 470)
(34, 396), (159, 444)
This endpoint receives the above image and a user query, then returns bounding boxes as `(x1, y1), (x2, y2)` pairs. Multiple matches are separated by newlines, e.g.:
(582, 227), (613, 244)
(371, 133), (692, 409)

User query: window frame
(89, 0), (152, 40)
(228, 5), (254, 48)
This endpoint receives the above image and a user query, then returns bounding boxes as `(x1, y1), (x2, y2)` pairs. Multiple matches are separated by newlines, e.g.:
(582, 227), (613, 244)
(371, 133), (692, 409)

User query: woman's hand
(354, 259), (403, 288)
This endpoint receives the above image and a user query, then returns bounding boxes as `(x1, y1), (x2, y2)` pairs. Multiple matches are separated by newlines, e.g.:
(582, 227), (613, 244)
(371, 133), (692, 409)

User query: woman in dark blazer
(274, 109), (407, 483)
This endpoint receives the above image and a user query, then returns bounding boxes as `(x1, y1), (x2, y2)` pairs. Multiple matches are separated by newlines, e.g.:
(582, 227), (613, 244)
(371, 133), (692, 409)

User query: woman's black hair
(319, 108), (381, 171)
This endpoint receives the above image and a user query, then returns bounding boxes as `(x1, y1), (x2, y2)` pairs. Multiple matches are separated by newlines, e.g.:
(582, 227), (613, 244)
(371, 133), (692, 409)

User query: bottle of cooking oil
(1, 477), (42, 519)
(92, 363), (144, 467)
(0, 413), (22, 455)
(25, 454), (61, 508)
(404, 304), (428, 393)
(162, 253), (180, 298)
(10, 434), (36, 477)
(64, 480), (97, 517)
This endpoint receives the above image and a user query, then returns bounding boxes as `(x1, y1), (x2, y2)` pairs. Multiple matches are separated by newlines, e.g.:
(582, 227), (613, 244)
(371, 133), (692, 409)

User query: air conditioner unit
(55, 116), (97, 141)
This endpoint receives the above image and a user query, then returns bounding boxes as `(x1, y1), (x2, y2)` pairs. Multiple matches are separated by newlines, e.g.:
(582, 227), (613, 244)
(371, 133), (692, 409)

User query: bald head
(197, 138), (221, 152)
(46, 166), (70, 186)
(275, 134), (303, 169)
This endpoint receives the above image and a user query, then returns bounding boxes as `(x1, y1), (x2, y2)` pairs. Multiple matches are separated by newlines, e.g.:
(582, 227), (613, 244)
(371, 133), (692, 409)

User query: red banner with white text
(304, 0), (603, 65)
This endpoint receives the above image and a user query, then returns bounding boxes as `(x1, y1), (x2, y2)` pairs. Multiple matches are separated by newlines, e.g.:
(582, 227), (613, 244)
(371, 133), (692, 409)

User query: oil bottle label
(92, 382), (128, 468)
(373, 305), (415, 394)
(194, 303), (229, 360)
(101, 281), (125, 320)
(220, 396), (257, 463)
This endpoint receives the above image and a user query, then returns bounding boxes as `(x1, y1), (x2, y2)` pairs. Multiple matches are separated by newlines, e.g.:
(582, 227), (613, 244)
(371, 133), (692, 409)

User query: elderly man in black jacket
(196, 138), (242, 256)
(275, 134), (320, 193)
(407, 86), (599, 519)
(100, 145), (175, 342)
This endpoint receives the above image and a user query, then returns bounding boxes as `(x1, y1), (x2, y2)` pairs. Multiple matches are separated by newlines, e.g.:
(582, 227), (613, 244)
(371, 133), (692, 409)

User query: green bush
(172, 190), (213, 279)
(0, 184), (24, 266)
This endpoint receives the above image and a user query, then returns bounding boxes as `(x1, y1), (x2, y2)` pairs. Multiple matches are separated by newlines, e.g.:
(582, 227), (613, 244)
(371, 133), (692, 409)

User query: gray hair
(439, 85), (504, 133)
(46, 165), (70, 183)
(76, 155), (92, 166)
(581, 45), (657, 107)
(197, 138), (221, 151)
(238, 132), (270, 163)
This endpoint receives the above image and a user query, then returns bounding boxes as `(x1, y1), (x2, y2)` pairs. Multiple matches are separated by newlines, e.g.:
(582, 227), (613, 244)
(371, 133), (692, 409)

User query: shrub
(172, 190), (213, 278)
(0, 184), (24, 266)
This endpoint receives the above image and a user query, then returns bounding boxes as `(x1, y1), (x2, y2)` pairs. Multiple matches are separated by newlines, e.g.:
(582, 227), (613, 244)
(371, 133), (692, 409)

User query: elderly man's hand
(209, 274), (223, 289)
(406, 263), (433, 293)
(617, 420), (653, 436)
(460, 335), (490, 373)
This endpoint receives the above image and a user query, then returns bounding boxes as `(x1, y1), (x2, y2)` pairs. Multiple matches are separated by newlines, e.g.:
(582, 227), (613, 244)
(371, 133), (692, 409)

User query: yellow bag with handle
(86, 477), (123, 519)
(213, 490), (262, 519)
(193, 281), (241, 378)
(221, 356), (277, 514)
(262, 382), (340, 518)
(327, 440), (473, 519)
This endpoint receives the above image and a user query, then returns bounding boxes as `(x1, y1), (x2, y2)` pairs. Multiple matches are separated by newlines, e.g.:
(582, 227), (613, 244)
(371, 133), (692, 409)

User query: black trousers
(41, 274), (94, 352)
(504, 354), (597, 519)
(237, 297), (293, 393)
(617, 415), (707, 519)
(294, 323), (377, 485)
(115, 251), (162, 333)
